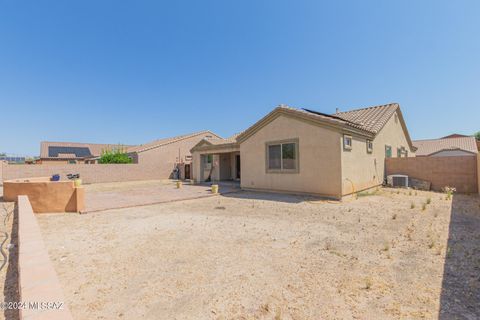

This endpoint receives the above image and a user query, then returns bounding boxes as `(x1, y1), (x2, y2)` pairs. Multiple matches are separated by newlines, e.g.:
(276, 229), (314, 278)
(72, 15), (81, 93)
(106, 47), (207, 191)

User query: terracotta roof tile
(333, 103), (399, 134)
(413, 137), (478, 156)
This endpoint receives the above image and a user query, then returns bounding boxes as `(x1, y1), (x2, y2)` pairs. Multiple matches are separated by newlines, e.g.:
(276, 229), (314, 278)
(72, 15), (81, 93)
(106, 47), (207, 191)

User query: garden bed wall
(385, 156), (478, 193)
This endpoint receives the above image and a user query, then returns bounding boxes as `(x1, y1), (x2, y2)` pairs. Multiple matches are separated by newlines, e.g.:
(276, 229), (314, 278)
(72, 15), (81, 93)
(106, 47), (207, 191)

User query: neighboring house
(414, 136), (478, 157)
(0, 154), (26, 164)
(191, 103), (416, 199)
(39, 142), (129, 164)
(126, 131), (221, 179)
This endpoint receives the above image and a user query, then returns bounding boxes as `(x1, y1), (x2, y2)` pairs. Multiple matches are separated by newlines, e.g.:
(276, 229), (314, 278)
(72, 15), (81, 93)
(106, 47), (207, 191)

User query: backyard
(35, 187), (480, 319)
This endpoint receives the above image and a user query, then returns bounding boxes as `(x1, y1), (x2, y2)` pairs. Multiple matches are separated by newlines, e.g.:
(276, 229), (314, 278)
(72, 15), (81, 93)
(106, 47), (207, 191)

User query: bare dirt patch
(36, 188), (479, 319)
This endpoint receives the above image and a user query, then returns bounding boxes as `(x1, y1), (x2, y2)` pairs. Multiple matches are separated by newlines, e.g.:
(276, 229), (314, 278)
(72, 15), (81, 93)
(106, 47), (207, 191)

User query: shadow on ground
(220, 190), (329, 204)
(439, 194), (480, 319)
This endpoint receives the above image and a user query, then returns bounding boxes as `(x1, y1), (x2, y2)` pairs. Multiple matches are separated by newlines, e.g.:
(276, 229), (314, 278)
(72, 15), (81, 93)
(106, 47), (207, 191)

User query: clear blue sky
(1, 1), (479, 156)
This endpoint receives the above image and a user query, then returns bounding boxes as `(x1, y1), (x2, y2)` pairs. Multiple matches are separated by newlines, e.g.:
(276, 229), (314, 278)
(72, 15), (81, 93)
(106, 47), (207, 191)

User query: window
(385, 145), (392, 158)
(266, 139), (299, 172)
(203, 154), (213, 169)
(343, 135), (352, 150)
(397, 146), (407, 158)
(366, 140), (373, 153)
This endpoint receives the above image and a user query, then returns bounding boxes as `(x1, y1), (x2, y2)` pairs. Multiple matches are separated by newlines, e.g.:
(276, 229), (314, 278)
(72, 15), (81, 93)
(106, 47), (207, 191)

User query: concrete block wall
(1, 163), (170, 184)
(386, 155), (478, 193)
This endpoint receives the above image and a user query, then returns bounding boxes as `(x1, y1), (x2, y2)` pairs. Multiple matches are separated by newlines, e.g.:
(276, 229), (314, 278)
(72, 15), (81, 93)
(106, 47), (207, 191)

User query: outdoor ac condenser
(387, 174), (409, 188)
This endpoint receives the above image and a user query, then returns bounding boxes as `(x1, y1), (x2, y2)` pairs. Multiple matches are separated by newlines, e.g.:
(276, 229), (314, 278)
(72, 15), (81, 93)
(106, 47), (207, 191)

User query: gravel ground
(0, 196), (19, 320)
(36, 188), (479, 319)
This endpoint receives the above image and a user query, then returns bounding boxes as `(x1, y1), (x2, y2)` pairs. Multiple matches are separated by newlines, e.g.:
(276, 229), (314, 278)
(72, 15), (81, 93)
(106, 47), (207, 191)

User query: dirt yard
(36, 188), (480, 320)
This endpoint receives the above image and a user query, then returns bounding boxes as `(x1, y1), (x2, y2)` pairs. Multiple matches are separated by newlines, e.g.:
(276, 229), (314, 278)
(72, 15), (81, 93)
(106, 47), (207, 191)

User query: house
(126, 131), (221, 179)
(39, 141), (129, 164)
(191, 103), (416, 199)
(413, 136), (478, 157)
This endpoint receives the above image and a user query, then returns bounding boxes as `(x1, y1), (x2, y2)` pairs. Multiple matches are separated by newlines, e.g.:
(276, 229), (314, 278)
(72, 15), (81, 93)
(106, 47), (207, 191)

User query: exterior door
(185, 164), (191, 180)
(235, 155), (241, 179)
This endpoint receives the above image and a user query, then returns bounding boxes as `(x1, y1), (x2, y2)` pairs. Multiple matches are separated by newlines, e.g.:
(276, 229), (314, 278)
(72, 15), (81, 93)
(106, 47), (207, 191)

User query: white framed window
(366, 140), (373, 153)
(343, 135), (352, 150)
(266, 139), (299, 173)
(385, 145), (392, 158)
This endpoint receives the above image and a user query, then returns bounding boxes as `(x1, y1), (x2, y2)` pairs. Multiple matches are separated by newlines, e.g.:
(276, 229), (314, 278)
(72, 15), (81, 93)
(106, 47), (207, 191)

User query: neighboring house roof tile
(413, 137), (478, 156)
(40, 141), (131, 159)
(127, 131), (221, 153)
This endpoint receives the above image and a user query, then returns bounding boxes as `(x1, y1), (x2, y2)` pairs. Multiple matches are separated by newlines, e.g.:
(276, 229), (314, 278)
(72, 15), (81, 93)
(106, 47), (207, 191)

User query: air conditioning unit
(387, 174), (409, 188)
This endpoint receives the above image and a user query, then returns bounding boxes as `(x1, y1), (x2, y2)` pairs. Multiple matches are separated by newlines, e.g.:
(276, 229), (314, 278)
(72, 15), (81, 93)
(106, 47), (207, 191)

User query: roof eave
(236, 107), (374, 144)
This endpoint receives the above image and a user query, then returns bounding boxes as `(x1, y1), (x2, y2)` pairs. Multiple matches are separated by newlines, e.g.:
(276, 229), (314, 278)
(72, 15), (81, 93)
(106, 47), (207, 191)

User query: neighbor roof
(127, 131), (221, 153)
(413, 137), (478, 156)
(237, 103), (416, 150)
(40, 141), (131, 159)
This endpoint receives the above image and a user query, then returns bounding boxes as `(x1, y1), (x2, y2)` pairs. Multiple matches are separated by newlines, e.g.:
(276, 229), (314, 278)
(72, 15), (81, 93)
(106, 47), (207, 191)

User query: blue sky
(1, 1), (479, 156)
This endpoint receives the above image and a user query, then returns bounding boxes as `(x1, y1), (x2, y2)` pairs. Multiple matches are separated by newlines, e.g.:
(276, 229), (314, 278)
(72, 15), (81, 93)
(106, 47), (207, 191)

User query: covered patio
(190, 136), (240, 183)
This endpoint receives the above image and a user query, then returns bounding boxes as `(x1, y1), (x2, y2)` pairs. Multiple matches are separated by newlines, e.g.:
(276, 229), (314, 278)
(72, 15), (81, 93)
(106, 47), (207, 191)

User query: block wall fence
(0, 162), (175, 184)
(385, 155), (479, 193)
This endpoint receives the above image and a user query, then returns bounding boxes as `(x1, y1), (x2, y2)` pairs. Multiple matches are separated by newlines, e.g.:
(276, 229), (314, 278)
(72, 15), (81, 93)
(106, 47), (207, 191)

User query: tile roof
(413, 137), (478, 156)
(127, 131), (221, 153)
(333, 103), (399, 134)
(237, 102), (415, 151)
(203, 133), (240, 146)
(40, 141), (131, 159)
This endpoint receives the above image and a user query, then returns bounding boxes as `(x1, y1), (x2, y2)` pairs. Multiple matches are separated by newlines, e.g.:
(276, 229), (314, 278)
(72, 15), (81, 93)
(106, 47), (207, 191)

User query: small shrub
(426, 198), (431, 205)
(392, 213), (397, 220)
(99, 145), (133, 164)
(442, 186), (456, 200)
(410, 202), (415, 209)
(422, 203), (427, 211)
(408, 190), (412, 196)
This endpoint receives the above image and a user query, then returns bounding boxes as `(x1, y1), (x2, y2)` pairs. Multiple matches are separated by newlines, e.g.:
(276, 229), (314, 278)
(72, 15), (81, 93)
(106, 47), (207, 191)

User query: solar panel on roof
(48, 146), (92, 158)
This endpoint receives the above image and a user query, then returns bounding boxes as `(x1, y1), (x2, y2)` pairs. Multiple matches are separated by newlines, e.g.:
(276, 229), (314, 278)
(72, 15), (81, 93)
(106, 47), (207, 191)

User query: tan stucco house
(191, 103), (416, 199)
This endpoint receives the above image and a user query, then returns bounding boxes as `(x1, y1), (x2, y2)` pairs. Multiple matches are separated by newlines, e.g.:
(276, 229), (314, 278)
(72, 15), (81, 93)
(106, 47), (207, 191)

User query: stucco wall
(341, 111), (415, 195)
(240, 114), (343, 198)
(137, 132), (213, 179)
(4, 178), (84, 213)
(17, 196), (74, 319)
(386, 156), (478, 193)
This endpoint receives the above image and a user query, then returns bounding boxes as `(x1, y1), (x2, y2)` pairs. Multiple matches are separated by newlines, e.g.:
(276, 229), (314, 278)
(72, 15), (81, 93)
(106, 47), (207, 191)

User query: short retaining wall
(386, 156), (478, 193)
(1, 162), (173, 184)
(4, 177), (84, 213)
(18, 195), (73, 320)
